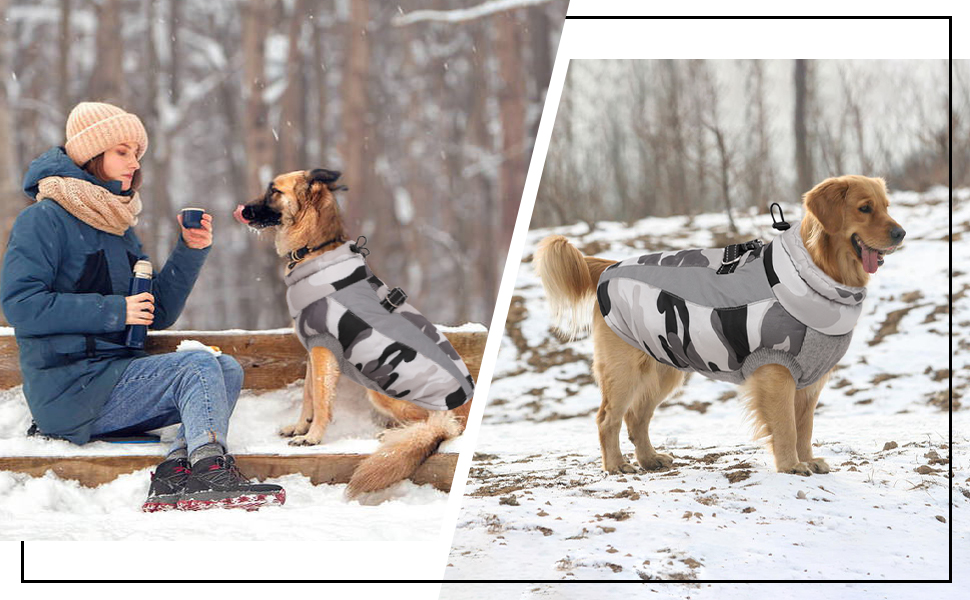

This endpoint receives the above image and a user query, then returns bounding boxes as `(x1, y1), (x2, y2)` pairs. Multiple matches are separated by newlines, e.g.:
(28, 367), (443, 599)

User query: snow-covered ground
(0, 364), (470, 540)
(442, 188), (962, 589)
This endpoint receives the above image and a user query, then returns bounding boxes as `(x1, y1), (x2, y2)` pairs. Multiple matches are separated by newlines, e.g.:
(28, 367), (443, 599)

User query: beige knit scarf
(36, 176), (142, 236)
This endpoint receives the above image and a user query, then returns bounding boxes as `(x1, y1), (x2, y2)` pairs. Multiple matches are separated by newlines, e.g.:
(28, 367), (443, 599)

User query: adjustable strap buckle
(717, 239), (763, 274)
(380, 287), (408, 312)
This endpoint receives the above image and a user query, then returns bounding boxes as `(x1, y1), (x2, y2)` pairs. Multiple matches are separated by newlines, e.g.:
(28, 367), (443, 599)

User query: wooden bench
(0, 327), (486, 491)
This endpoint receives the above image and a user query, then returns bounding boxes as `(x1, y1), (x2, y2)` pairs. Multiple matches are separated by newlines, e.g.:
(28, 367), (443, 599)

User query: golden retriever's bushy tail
(534, 235), (616, 340)
(345, 411), (462, 499)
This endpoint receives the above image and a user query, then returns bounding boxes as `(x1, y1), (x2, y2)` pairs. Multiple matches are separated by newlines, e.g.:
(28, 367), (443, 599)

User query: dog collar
(286, 236), (346, 270)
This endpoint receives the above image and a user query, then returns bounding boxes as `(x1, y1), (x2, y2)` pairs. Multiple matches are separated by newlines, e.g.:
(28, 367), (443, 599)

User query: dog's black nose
(890, 226), (906, 244)
(242, 206), (255, 220)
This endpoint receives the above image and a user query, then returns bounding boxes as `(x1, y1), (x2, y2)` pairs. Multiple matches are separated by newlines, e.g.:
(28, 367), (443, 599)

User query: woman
(0, 101), (284, 512)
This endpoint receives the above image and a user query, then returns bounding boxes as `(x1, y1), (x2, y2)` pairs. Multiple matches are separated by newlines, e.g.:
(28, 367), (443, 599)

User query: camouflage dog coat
(597, 221), (866, 389)
(285, 242), (475, 410)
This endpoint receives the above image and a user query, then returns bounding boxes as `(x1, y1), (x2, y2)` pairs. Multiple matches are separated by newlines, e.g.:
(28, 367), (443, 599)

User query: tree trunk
(88, 0), (124, 105)
(794, 59), (814, 196)
(241, 0), (287, 328)
(169, 0), (181, 104)
(496, 10), (527, 251)
(279, 0), (308, 172)
(341, 0), (370, 231)
(58, 0), (72, 119)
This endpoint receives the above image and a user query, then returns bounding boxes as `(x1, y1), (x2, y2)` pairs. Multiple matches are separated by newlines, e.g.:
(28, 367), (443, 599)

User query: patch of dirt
(869, 303), (931, 346)
(555, 372), (596, 386)
(598, 510), (633, 521)
(611, 488), (642, 501)
(726, 470), (752, 484)
(831, 378), (852, 389)
(527, 346), (587, 371)
(926, 390), (959, 411)
(922, 304), (949, 323)
(499, 495), (520, 506)
(696, 451), (732, 465)
(579, 240), (609, 256)
(871, 373), (901, 385)
(505, 295), (530, 355)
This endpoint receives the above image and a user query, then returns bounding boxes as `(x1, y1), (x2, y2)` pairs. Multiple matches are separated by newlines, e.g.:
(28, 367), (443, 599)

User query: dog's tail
(534, 235), (616, 340)
(345, 411), (463, 499)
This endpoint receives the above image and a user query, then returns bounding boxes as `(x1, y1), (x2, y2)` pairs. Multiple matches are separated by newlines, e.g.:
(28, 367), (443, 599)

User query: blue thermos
(124, 260), (153, 349)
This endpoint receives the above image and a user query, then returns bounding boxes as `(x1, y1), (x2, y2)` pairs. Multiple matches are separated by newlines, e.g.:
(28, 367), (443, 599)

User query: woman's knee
(216, 354), (245, 405)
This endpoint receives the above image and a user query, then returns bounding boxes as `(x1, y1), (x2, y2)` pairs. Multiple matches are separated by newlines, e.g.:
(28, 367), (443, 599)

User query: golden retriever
(534, 175), (905, 476)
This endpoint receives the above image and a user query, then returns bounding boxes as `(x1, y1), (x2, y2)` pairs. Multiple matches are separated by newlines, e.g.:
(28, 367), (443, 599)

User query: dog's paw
(288, 434), (323, 446)
(782, 462), (814, 477)
(604, 462), (638, 474)
(279, 422), (310, 438)
(807, 458), (830, 474)
(638, 453), (674, 471)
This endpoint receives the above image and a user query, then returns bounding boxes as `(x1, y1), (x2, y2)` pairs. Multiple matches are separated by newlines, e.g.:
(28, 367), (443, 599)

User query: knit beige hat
(64, 101), (149, 166)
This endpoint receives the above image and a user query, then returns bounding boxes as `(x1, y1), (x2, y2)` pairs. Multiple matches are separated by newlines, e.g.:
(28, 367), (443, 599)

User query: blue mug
(181, 207), (205, 229)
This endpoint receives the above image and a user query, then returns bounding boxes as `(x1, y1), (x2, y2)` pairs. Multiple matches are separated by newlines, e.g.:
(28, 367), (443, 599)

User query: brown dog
(234, 169), (471, 497)
(535, 175), (905, 476)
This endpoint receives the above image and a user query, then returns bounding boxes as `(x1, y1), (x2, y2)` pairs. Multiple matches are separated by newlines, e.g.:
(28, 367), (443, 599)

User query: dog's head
(234, 169), (347, 256)
(802, 175), (905, 278)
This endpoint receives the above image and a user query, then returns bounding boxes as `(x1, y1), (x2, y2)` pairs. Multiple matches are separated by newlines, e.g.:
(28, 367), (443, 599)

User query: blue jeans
(90, 351), (244, 457)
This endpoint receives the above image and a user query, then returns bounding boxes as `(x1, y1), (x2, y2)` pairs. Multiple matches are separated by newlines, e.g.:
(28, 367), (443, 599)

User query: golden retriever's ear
(804, 177), (848, 234)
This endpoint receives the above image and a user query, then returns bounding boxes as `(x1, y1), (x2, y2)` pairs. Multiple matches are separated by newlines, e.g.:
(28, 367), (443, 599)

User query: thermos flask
(124, 260), (153, 349)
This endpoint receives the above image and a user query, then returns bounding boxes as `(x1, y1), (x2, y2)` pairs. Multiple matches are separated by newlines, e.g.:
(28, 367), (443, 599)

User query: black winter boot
(177, 455), (285, 511)
(142, 458), (191, 513)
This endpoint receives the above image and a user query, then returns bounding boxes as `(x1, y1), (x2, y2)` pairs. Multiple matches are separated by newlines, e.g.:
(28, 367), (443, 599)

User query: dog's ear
(803, 177), (848, 233)
(308, 169), (349, 192)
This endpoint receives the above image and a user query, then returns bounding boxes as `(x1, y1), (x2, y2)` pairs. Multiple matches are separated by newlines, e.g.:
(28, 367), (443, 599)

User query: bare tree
(794, 59), (815, 196)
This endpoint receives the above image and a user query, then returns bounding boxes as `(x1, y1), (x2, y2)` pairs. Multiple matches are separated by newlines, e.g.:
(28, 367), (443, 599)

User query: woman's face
(101, 143), (140, 191)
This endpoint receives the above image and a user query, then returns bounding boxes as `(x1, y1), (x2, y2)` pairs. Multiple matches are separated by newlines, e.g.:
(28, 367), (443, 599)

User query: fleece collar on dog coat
(596, 222), (866, 389)
(284, 242), (474, 410)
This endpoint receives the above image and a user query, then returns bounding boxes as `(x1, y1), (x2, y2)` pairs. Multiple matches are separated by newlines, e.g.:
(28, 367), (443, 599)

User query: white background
(1, 0), (963, 597)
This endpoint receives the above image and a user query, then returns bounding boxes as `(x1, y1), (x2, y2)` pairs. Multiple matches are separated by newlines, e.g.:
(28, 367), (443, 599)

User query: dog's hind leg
(289, 346), (339, 446)
(279, 362), (314, 438)
(625, 361), (684, 471)
(593, 315), (647, 474)
(794, 372), (831, 474)
(744, 364), (811, 476)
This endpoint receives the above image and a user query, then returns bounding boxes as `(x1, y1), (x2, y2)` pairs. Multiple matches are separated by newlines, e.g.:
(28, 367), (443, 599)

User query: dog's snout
(241, 205), (256, 220)
(890, 226), (906, 244)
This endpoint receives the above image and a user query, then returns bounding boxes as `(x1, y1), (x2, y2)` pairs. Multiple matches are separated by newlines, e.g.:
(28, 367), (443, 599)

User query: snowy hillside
(442, 188), (962, 589)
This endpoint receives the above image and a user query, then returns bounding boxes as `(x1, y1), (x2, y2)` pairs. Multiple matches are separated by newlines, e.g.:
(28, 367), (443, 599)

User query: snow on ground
(0, 369), (467, 540)
(443, 188), (962, 588)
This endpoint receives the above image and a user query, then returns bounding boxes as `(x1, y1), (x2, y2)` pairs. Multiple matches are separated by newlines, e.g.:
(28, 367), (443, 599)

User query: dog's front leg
(745, 364), (812, 476)
(794, 373), (831, 474)
(289, 346), (339, 446)
(279, 360), (314, 438)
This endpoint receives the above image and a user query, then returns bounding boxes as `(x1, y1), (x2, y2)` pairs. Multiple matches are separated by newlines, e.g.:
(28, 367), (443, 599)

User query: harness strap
(717, 239), (763, 275)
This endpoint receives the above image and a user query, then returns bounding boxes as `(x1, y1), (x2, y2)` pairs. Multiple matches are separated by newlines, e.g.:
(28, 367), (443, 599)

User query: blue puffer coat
(0, 147), (210, 443)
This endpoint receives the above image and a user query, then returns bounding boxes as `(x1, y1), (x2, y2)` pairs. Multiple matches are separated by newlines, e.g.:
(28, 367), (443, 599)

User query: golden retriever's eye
(859, 205), (872, 214)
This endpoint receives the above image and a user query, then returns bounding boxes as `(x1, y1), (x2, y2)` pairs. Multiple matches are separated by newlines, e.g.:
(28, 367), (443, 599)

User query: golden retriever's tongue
(861, 244), (880, 274)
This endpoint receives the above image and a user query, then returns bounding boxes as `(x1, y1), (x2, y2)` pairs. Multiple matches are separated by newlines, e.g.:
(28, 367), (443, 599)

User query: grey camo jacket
(285, 242), (474, 410)
(597, 222), (866, 389)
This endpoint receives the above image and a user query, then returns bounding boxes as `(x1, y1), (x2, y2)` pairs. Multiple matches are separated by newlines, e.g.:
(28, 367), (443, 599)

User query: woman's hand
(125, 292), (155, 326)
(178, 213), (213, 250)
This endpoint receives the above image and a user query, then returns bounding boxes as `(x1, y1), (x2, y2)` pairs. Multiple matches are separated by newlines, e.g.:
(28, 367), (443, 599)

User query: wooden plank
(0, 453), (459, 492)
(0, 329), (486, 390)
